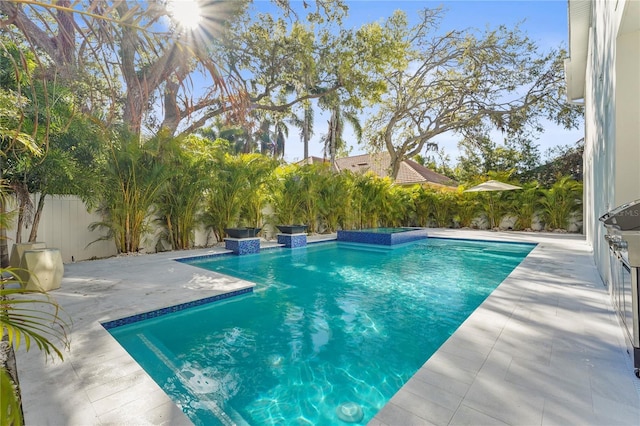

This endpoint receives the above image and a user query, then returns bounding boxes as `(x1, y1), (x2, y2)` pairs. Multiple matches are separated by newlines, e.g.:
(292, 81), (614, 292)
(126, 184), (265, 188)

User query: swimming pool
(107, 238), (534, 425)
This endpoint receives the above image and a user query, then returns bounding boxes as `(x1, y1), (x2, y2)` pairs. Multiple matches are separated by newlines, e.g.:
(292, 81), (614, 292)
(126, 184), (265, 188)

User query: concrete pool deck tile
(461, 376), (546, 426)
(14, 230), (640, 425)
(401, 373), (464, 412)
(412, 363), (471, 394)
(84, 368), (157, 403)
(591, 392), (640, 425)
(449, 404), (511, 426)
(504, 356), (593, 403)
(540, 395), (606, 426)
(388, 388), (457, 425)
(374, 400), (440, 426)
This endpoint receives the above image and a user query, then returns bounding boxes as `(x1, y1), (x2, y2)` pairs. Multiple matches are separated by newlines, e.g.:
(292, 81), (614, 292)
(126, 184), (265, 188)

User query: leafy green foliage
(513, 182), (541, 230)
(456, 191), (480, 228)
(201, 152), (276, 242)
(539, 175), (583, 230)
(269, 164), (307, 227)
(364, 8), (582, 179)
(431, 190), (457, 228)
(91, 130), (169, 253)
(153, 135), (209, 250)
(316, 167), (351, 232)
(1, 269), (70, 426)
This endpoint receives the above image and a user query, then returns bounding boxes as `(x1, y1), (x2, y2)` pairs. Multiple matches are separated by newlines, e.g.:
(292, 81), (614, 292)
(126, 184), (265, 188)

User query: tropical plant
(431, 189), (456, 228)
(381, 185), (412, 228)
(513, 182), (541, 230)
(297, 166), (324, 233)
(238, 155), (277, 229)
(201, 153), (272, 242)
(91, 130), (168, 253)
(1, 268), (70, 426)
(539, 175), (583, 230)
(350, 173), (392, 229)
(412, 186), (433, 227)
(320, 102), (362, 167)
(153, 135), (209, 251)
(456, 191), (480, 228)
(269, 165), (306, 227)
(317, 167), (351, 232)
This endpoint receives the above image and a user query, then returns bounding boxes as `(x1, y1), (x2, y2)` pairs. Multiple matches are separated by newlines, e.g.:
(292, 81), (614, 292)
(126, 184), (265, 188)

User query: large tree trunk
(28, 193), (46, 242)
(389, 152), (402, 180)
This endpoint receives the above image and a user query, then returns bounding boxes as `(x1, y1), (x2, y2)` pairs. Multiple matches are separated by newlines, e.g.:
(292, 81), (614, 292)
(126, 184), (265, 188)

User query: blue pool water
(108, 238), (534, 425)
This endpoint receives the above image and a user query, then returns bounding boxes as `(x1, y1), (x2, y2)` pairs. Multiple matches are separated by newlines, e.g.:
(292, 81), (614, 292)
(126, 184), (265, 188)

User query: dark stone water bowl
(224, 227), (262, 238)
(276, 225), (308, 234)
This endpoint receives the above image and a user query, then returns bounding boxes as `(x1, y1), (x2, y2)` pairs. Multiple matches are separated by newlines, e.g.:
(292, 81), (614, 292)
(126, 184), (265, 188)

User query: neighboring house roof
(296, 156), (327, 166)
(333, 152), (456, 187)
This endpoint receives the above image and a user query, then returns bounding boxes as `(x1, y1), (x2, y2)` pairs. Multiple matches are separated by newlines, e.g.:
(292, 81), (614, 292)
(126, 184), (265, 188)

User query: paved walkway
(15, 230), (640, 425)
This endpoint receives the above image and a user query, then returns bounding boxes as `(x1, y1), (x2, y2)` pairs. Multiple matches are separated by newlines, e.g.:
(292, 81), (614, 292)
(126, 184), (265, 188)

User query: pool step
(137, 334), (247, 426)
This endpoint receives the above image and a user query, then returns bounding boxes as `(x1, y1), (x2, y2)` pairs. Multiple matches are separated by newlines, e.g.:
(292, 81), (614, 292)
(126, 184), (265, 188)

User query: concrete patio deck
(15, 230), (640, 425)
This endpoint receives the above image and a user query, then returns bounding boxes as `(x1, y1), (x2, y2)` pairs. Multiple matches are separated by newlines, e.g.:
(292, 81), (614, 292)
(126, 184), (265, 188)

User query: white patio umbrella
(464, 180), (522, 228)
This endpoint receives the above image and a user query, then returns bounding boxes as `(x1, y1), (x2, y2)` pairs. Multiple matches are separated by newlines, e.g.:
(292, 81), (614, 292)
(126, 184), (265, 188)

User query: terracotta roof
(296, 156), (327, 166)
(333, 153), (456, 187)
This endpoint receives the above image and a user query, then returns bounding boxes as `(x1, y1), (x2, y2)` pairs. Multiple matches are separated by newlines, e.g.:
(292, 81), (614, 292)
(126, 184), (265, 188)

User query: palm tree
(153, 135), (209, 250)
(350, 173), (390, 229)
(201, 153), (273, 242)
(317, 166), (350, 232)
(90, 130), (169, 253)
(287, 102), (315, 161)
(269, 164), (306, 226)
(321, 104), (362, 168)
(539, 175), (583, 230)
(256, 117), (288, 159)
(432, 190), (456, 228)
(513, 182), (541, 230)
(382, 185), (412, 227)
(456, 189), (480, 228)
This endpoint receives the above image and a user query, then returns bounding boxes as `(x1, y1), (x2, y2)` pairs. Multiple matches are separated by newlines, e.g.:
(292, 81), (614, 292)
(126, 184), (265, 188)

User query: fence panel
(6, 194), (117, 263)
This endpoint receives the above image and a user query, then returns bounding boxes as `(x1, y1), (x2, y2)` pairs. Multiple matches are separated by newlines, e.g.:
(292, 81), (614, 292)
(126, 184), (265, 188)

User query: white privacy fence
(4, 194), (278, 263)
(4, 194), (230, 263)
(5, 195), (118, 263)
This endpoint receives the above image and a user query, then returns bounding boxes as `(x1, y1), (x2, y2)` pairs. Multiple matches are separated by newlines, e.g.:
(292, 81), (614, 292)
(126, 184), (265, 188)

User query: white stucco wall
(581, 0), (640, 283)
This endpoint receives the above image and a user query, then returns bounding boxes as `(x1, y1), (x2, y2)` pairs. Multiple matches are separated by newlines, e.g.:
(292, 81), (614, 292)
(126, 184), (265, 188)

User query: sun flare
(166, 0), (203, 30)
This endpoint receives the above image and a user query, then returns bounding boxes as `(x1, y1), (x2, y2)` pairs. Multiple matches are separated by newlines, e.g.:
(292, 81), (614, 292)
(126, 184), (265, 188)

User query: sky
(251, 0), (584, 165)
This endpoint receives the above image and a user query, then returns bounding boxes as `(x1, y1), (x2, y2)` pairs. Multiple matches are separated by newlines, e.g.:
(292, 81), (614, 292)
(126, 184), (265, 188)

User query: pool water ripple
(109, 238), (534, 425)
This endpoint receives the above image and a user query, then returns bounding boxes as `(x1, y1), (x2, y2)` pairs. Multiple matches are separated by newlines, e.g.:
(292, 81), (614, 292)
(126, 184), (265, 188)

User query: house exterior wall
(581, 0), (640, 283)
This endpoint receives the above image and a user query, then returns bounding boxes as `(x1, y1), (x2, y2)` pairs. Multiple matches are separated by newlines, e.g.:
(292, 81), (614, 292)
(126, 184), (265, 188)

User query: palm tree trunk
(0, 197), (10, 269)
(303, 107), (311, 160)
(1, 320), (25, 425)
(329, 112), (337, 168)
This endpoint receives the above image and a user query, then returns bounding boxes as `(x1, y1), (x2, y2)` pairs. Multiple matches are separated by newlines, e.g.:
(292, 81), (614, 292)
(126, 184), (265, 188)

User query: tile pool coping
(101, 287), (253, 330)
(15, 230), (640, 425)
